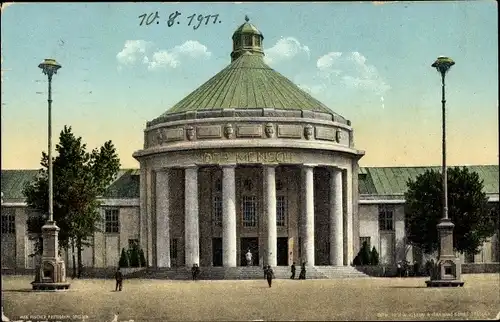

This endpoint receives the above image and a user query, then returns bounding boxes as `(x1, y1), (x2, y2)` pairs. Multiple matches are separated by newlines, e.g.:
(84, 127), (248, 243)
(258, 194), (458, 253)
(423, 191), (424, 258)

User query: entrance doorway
(240, 237), (259, 266)
(277, 237), (289, 266)
(212, 238), (223, 266)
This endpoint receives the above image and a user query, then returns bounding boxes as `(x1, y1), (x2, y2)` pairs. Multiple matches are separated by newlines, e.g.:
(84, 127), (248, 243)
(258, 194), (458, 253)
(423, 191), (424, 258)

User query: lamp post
(426, 56), (464, 287)
(31, 59), (70, 290)
(39, 59), (61, 223)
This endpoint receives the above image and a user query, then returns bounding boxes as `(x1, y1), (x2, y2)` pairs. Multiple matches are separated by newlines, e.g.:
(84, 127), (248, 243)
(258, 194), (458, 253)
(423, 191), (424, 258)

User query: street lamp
(31, 59), (70, 290)
(426, 56), (464, 287)
(38, 59), (61, 223)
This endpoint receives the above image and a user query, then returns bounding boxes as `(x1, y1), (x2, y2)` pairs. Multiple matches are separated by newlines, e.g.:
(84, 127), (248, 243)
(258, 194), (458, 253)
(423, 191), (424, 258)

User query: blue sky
(1, 1), (498, 169)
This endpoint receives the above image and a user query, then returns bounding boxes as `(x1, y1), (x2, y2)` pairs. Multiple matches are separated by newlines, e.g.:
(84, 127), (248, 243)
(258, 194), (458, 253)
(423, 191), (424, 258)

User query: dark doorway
(277, 237), (289, 266)
(240, 237), (259, 266)
(212, 238), (223, 266)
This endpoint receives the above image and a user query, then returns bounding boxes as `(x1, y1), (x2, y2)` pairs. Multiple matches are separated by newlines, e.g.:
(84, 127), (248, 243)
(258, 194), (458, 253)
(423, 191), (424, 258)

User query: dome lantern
(230, 15), (264, 62)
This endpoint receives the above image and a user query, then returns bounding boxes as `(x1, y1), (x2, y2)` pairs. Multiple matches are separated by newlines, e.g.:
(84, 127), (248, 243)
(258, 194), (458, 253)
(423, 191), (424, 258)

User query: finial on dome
(245, 15), (249, 22)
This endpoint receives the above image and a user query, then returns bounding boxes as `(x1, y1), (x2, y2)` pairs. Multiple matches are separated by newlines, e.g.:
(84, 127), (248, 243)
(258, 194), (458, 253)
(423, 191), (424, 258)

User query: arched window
(255, 36), (261, 47)
(244, 35), (252, 47)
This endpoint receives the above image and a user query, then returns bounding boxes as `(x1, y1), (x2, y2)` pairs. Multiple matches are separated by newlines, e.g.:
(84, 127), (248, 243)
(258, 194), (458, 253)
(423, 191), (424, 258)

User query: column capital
(221, 164), (237, 169)
(181, 164), (199, 170)
(301, 163), (317, 169)
(329, 166), (343, 173)
(263, 163), (278, 169)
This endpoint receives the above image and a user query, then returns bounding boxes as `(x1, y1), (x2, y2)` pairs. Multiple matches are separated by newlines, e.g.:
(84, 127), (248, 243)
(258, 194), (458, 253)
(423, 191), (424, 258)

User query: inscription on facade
(201, 151), (293, 163)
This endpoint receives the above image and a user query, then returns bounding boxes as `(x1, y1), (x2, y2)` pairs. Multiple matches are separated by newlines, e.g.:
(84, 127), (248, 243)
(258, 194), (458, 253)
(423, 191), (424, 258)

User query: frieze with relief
(201, 151), (293, 164)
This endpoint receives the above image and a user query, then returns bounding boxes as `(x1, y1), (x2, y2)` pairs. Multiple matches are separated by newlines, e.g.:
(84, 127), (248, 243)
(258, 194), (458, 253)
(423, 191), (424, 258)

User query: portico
(133, 17), (364, 270)
(143, 149), (357, 268)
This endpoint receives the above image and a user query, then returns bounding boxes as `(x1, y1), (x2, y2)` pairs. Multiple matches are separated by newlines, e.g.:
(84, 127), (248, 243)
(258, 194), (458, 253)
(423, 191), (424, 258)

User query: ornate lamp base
(425, 219), (464, 288)
(31, 221), (71, 291)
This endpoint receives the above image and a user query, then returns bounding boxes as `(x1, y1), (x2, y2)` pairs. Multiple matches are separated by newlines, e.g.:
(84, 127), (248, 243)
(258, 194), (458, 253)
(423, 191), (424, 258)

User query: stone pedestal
(32, 221), (71, 290)
(426, 218), (464, 287)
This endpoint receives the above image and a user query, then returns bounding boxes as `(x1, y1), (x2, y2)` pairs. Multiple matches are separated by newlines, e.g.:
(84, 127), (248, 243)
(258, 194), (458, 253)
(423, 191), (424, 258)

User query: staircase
(136, 266), (369, 280)
(313, 266), (370, 279)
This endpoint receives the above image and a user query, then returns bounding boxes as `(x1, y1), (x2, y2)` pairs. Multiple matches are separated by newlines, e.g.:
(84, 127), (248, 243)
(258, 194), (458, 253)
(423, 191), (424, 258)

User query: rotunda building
(133, 17), (365, 268)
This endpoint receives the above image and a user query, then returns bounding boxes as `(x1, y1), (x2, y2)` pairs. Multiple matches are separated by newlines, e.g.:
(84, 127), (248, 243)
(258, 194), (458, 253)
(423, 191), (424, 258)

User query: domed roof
(149, 19), (347, 125)
(232, 15), (263, 38)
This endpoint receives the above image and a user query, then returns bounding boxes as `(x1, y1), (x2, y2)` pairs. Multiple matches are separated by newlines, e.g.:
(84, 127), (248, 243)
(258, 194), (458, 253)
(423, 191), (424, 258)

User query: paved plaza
(1, 274), (499, 321)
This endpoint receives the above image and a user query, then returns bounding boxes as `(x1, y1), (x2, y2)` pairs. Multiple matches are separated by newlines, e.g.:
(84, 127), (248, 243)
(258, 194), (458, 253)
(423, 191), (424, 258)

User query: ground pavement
(1, 274), (499, 321)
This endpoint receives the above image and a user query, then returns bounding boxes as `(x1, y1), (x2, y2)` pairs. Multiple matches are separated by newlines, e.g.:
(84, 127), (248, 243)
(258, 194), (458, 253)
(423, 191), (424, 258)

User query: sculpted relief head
(186, 126), (195, 141)
(304, 124), (314, 140)
(224, 123), (234, 139)
(265, 123), (275, 138)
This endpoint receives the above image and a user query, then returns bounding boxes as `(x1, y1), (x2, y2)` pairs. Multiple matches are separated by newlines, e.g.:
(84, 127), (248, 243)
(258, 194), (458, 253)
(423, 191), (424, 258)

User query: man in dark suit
(290, 262), (296, 279)
(115, 267), (123, 291)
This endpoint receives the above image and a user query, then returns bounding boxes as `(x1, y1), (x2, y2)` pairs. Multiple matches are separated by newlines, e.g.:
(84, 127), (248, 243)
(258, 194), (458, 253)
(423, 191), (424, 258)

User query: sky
(1, 1), (498, 170)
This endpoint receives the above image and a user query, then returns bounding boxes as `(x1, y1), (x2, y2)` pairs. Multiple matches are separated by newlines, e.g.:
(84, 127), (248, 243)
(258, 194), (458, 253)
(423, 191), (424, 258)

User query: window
(215, 178), (222, 192)
(244, 35), (252, 47)
(234, 36), (241, 49)
(378, 205), (394, 231)
(1, 211), (15, 234)
(255, 36), (261, 47)
(170, 238), (178, 259)
(242, 196), (258, 227)
(277, 196), (287, 227)
(360, 237), (371, 249)
(105, 208), (120, 233)
(213, 196), (222, 226)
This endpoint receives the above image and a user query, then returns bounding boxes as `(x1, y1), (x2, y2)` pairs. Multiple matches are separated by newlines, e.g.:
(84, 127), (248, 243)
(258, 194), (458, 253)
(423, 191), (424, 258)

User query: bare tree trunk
(71, 239), (76, 279)
(77, 237), (83, 278)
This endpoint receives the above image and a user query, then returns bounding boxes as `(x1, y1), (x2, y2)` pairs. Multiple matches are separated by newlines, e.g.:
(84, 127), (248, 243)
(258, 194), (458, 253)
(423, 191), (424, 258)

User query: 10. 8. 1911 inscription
(138, 10), (222, 30)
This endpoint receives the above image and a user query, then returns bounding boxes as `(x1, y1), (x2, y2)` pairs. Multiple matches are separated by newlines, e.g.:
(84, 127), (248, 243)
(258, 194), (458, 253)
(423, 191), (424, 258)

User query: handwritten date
(138, 11), (221, 30)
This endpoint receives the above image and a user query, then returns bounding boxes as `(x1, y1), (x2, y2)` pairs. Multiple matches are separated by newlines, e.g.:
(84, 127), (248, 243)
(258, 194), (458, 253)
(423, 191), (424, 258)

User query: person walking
(298, 262), (306, 280)
(115, 267), (123, 291)
(265, 265), (275, 288)
(191, 264), (200, 281)
(290, 262), (296, 279)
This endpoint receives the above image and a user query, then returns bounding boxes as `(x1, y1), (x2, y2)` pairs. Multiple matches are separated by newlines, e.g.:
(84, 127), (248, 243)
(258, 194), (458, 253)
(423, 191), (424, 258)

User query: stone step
(135, 266), (370, 280)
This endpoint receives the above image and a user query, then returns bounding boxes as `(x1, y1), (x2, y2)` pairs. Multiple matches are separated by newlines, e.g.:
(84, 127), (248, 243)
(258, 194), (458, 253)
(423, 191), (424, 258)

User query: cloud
(116, 40), (211, 70)
(264, 37), (310, 65)
(116, 40), (151, 66)
(301, 51), (390, 96)
(147, 40), (211, 70)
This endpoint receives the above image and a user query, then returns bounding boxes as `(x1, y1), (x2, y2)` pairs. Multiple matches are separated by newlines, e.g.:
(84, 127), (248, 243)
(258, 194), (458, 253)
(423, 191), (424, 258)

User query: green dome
(232, 16), (263, 39)
(152, 52), (346, 123)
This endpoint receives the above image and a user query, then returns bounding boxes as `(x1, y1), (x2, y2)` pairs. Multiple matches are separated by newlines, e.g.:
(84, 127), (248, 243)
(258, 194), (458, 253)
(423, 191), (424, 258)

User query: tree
(353, 241), (372, 266)
(119, 248), (130, 268)
(404, 167), (495, 256)
(23, 126), (120, 277)
(371, 247), (379, 265)
(128, 244), (140, 267)
(139, 248), (147, 267)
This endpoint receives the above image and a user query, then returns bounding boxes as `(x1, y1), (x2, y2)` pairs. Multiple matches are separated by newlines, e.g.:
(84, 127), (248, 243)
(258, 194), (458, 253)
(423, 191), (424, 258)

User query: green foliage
(370, 247), (379, 265)
(139, 248), (147, 267)
(404, 167), (494, 255)
(353, 241), (373, 266)
(128, 243), (141, 267)
(119, 248), (130, 268)
(23, 126), (121, 259)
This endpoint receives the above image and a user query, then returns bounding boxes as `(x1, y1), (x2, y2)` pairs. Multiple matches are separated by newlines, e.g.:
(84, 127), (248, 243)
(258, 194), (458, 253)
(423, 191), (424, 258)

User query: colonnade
(153, 164), (350, 267)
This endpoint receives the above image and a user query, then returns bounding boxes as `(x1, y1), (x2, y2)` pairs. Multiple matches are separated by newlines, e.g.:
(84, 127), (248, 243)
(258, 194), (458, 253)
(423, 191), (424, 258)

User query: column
(264, 165), (277, 267)
(330, 168), (343, 266)
(301, 165), (315, 266)
(222, 165), (237, 267)
(345, 169), (354, 265)
(184, 165), (200, 267)
(155, 170), (171, 267)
